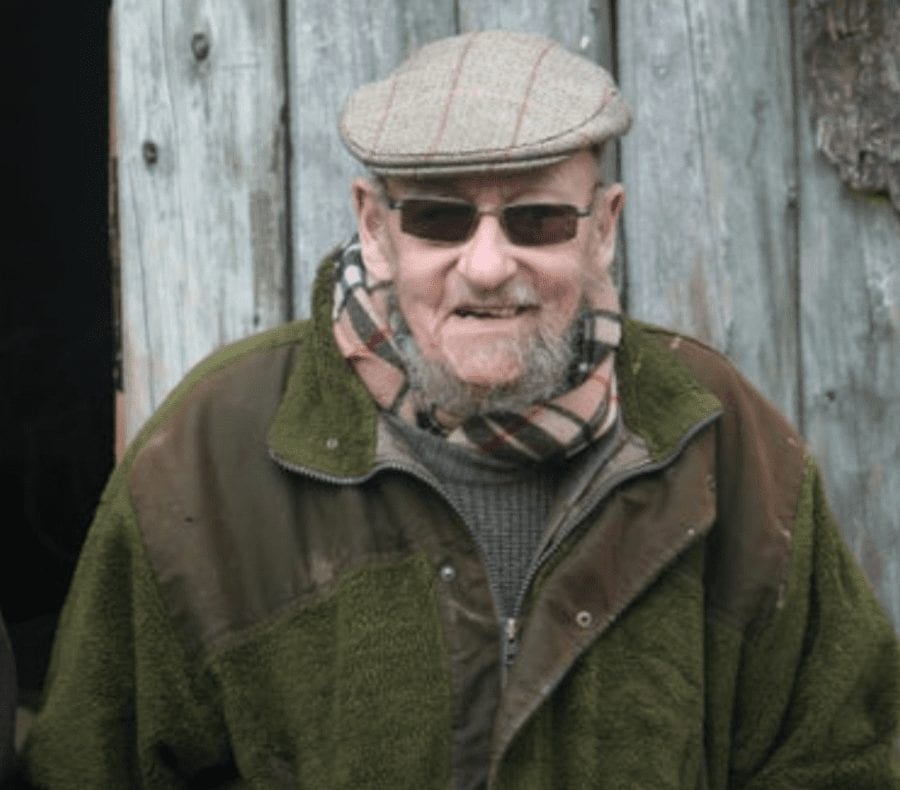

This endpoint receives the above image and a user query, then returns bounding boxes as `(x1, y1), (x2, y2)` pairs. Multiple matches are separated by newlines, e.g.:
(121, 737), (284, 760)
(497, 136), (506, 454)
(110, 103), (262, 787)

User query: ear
(599, 183), (625, 235)
(352, 177), (394, 281)
(595, 183), (625, 268)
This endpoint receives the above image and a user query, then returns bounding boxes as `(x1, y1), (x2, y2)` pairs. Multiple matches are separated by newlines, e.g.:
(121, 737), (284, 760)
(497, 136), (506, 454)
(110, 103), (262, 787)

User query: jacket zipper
(487, 412), (723, 789)
(502, 618), (519, 682)
(270, 409), (720, 685)
(502, 411), (722, 667)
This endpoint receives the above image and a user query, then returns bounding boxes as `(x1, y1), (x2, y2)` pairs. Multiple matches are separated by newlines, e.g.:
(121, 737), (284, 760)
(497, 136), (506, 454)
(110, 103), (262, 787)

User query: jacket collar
(268, 254), (379, 479)
(267, 255), (722, 477)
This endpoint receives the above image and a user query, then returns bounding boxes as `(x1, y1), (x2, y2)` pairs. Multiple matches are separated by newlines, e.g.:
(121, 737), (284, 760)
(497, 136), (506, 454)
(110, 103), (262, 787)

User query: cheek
(415, 277), (445, 307)
(393, 273), (447, 349)
(532, 268), (586, 316)
(395, 270), (443, 312)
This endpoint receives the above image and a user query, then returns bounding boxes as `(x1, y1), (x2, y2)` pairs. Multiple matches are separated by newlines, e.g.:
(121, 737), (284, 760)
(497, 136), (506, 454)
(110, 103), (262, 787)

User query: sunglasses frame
(379, 181), (604, 247)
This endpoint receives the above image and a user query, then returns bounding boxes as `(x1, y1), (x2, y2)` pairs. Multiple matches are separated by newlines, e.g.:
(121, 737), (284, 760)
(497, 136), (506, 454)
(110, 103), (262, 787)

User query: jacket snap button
(439, 564), (457, 582)
(325, 437), (339, 450)
(575, 610), (592, 628)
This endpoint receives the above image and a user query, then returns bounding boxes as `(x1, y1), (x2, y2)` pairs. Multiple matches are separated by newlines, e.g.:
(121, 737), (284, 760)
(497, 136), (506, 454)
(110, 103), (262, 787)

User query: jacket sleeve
(18, 471), (235, 789)
(730, 460), (900, 789)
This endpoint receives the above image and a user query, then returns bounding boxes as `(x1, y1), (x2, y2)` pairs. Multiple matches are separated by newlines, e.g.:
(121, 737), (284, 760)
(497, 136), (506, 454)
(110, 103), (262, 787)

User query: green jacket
(21, 259), (899, 789)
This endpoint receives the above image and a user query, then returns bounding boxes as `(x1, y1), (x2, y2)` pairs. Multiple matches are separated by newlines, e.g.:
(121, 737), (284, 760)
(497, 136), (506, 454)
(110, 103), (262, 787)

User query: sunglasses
(381, 182), (602, 246)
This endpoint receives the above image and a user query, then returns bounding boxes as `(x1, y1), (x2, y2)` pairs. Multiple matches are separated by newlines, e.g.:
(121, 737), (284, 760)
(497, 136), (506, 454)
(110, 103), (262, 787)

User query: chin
(390, 292), (580, 419)
(447, 343), (526, 389)
(401, 332), (575, 420)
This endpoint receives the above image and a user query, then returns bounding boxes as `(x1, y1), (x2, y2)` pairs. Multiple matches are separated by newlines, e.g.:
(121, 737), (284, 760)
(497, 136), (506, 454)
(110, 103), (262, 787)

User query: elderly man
(19, 30), (898, 789)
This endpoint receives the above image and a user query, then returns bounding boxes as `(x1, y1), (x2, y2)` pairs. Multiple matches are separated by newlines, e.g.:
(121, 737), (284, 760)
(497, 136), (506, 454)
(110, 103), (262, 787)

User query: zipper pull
(500, 617), (519, 688)
(502, 617), (519, 681)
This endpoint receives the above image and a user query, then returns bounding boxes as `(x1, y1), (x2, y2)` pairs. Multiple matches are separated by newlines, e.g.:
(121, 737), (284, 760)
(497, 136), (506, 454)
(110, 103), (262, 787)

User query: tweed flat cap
(339, 30), (632, 177)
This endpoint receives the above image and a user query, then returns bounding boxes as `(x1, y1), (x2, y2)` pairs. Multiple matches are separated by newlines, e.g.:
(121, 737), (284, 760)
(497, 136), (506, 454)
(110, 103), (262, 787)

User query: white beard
(388, 291), (580, 420)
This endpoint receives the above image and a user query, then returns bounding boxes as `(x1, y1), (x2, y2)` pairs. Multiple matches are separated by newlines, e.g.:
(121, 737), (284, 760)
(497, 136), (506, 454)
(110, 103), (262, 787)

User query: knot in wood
(191, 32), (211, 62)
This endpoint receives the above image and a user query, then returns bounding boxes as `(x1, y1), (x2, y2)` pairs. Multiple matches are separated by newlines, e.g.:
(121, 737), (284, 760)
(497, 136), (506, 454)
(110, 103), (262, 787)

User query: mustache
(447, 280), (540, 309)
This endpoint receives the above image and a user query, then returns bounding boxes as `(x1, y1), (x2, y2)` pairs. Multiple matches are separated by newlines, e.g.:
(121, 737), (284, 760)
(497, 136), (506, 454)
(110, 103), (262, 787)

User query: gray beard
(388, 293), (580, 420)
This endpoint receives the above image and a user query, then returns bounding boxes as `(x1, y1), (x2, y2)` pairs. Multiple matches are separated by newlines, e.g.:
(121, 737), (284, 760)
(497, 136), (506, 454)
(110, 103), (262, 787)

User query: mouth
(453, 305), (535, 319)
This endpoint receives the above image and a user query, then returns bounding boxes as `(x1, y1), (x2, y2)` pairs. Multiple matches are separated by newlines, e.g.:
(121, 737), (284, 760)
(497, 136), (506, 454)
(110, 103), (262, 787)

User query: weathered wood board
(288, 1), (456, 317)
(802, 0), (900, 213)
(456, 0), (614, 67)
(114, 0), (289, 440)
(795, 3), (900, 624)
(618, 1), (800, 424)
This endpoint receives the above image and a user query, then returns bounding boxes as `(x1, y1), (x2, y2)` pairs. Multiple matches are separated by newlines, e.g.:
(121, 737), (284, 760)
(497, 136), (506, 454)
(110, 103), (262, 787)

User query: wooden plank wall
(113, 0), (290, 440)
(794, 0), (899, 628)
(113, 1), (898, 626)
(619, 3), (799, 419)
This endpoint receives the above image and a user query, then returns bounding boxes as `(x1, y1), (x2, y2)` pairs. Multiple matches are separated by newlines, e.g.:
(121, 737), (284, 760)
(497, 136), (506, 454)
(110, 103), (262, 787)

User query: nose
(456, 211), (517, 290)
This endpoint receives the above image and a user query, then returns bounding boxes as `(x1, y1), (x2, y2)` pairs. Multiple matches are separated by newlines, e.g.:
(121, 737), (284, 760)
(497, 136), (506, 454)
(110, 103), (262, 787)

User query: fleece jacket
(18, 256), (900, 789)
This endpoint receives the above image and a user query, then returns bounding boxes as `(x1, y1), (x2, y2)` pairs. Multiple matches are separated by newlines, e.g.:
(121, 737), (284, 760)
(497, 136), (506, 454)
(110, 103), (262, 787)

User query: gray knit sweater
(386, 415), (561, 617)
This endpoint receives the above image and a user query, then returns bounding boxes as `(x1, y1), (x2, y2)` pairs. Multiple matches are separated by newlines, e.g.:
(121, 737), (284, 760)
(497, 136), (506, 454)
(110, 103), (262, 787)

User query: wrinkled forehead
(383, 148), (598, 200)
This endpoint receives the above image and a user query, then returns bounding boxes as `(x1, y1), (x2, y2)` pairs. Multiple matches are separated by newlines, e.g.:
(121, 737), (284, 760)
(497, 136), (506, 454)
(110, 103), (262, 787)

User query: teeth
(456, 306), (524, 318)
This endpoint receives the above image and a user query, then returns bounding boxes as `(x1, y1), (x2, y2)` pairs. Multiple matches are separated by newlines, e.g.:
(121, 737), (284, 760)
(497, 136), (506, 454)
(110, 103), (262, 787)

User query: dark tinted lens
(400, 199), (477, 242)
(503, 204), (578, 246)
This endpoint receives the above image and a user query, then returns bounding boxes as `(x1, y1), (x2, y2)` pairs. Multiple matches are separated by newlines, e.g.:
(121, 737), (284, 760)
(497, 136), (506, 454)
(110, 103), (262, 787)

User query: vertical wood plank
(109, 5), (127, 461)
(287, 1), (456, 318)
(114, 0), (289, 441)
(456, 0), (614, 70)
(618, 2), (800, 423)
(795, 7), (900, 625)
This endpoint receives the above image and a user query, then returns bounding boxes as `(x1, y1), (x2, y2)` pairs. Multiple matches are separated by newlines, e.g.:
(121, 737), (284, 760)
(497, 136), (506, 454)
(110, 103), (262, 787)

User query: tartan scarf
(332, 238), (622, 464)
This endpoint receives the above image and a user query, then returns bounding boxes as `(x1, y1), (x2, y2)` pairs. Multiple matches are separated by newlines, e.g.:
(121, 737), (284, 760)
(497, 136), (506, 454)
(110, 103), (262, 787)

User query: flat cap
(339, 30), (632, 177)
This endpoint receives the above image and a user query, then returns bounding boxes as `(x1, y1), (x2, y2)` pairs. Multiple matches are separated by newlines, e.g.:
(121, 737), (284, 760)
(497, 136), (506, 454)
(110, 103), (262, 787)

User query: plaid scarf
(332, 239), (621, 464)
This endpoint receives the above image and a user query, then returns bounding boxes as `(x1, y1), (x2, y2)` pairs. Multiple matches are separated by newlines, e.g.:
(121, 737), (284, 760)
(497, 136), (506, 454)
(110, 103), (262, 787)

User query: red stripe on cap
(371, 70), (401, 157)
(509, 41), (556, 151)
(427, 33), (479, 158)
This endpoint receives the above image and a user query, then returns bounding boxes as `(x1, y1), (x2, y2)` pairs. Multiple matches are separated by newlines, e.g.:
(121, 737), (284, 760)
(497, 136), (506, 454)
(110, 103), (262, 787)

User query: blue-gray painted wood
(618, 1), (800, 425)
(457, 0), (613, 67)
(288, 1), (456, 318)
(114, 0), (288, 440)
(794, 4), (900, 624)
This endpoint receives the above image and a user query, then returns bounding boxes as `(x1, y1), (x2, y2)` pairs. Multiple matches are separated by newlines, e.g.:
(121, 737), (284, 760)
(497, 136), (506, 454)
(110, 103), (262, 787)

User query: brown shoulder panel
(644, 328), (809, 628)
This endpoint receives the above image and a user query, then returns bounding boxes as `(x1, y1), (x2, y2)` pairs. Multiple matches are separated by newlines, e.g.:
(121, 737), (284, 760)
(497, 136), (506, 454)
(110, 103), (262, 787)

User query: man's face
(353, 149), (624, 405)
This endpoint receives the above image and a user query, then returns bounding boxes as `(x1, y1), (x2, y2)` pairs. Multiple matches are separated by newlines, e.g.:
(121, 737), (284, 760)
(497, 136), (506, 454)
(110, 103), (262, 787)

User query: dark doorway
(1, 1), (113, 703)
